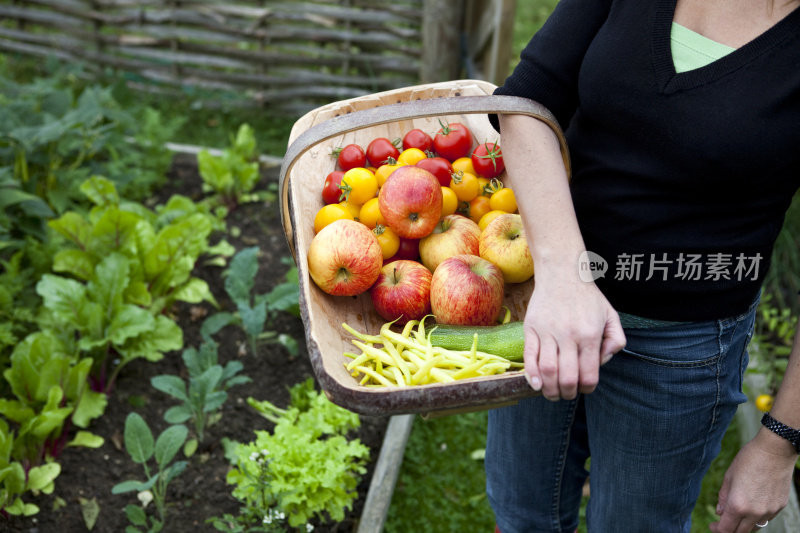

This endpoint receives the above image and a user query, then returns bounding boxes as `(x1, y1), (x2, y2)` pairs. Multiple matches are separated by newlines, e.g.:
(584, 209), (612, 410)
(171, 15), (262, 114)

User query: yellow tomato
(373, 224), (400, 259)
(339, 200), (362, 220)
(468, 195), (492, 224)
(441, 186), (459, 217)
(359, 197), (385, 228)
(490, 187), (518, 213)
(477, 177), (491, 196)
(397, 147), (427, 166)
(341, 167), (378, 204)
(755, 394), (774, 413)
(449, 171), (480, 202)
(478, 209), (507, 231)
(451, 157), (475, 176)
(374, 162), (405, 187)
(314, 203), (353, 233)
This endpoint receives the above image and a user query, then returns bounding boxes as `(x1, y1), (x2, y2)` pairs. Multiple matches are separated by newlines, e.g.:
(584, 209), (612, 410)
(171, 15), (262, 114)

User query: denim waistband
(618, 291), (761, 330)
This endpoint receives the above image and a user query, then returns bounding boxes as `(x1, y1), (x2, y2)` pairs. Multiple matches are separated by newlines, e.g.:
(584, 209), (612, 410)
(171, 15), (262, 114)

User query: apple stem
(393, 266), (399, 284)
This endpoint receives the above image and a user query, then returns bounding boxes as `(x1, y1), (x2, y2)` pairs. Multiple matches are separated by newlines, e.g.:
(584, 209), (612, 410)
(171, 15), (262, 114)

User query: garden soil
(3, 155), (389, 533)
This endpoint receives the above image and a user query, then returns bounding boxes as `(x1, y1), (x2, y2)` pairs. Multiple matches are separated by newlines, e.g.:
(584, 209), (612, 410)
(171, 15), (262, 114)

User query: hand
(710, 431), (797, 533)
(522, 271), (626, 400)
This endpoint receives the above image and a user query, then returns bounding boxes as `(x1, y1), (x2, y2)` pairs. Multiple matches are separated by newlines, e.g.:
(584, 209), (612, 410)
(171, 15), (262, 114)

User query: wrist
(756, 413), (800, 459)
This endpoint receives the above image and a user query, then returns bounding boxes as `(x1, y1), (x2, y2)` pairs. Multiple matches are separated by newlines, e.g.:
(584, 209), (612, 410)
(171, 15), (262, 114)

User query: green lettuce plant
(197, 124), (263, 210)
(222, 379), (368, 529)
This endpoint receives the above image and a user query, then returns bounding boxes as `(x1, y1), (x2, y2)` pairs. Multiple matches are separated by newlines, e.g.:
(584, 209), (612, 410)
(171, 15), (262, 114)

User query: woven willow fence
(0, 0), (515, 115)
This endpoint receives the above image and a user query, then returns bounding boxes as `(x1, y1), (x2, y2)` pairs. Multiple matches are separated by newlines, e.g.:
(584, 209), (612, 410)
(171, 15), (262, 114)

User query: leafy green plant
(203, 247), (299, 357)
(221, 378), (368, 529)
(112, 413), (188, 533)
(0, 331), (106, 464)
(37, 176), (221, 391)
(197, 124), (263, 210)
(0, 418), (61, 517)
(151, 337), (251, 443)
(747, 293), (798, 394)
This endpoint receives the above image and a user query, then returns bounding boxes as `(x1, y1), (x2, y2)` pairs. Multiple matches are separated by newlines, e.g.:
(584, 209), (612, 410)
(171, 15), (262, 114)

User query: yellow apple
(418, 214), (480, 272)
(479, 213), (534, 283)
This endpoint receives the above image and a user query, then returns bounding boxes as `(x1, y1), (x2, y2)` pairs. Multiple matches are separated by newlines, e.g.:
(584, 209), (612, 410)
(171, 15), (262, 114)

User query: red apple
(418, 214), (481, 272)
(370, 260), (432, 324)
(479, 213), (534, 283)
(307, 219), (383, 296)
(430, 254), (504, 326)
(378, 166), (442, 239)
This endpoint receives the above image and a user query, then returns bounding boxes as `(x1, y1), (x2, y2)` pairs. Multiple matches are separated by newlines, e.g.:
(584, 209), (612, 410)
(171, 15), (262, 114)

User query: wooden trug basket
(278, 79), (570, 416)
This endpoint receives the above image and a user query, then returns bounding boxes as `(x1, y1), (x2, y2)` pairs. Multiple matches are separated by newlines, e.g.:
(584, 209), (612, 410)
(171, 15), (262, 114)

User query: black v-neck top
(492, 0), (800, 321)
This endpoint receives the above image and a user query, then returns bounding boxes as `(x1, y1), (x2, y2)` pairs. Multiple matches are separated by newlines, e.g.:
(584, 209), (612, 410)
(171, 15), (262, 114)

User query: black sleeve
(490, 0), (613, 131)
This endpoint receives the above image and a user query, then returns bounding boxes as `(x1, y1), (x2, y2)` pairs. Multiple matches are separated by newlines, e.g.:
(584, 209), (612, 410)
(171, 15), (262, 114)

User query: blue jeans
(485, 299), (758, 533)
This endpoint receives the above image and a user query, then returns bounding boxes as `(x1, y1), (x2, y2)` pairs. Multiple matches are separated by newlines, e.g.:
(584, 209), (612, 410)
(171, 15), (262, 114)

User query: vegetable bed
(2, 156), (389, 533)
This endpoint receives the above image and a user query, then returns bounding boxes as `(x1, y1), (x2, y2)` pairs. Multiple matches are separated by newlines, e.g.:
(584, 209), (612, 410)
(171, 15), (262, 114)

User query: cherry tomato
(449, 171), (480, 202)
(366, 137), (401, 167)
(339, 200), (362, 220)
(397, 147), (427, 166)
(478, 209), (507, 231)
(374, 160), (405, 187)
(373, 224), (400, 260)
(322, 170), (345, 204)
(441, 186), (459, 217)
(416, 157), (454, 187)
(314, 203), (353, 233)
(451, 157), (475, 176)
(433, 120), (472, 162)
(359, 197), (385, 229)
(471, 141), (504, 178)
(402, 128), (434, 152)
(385, 237), (420, 263)
(335, 144), (366, 171)
(468, 195), (492, 224)
(477, 177), (491, 196)
(490, 187), (518, 213)
(340, 167), (378, 205)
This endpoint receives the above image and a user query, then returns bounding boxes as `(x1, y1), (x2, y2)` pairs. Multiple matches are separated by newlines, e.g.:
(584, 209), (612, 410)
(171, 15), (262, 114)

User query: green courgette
(428, 321), (524, 362)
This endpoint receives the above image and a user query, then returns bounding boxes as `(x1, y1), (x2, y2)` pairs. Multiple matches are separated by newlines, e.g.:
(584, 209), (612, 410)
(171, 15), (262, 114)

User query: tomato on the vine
(471, 141), (504, 178)
(322, 170), (345, 204)
(451, 157), (475, 176)
(449, 170), (480, 202)
(374, 159), (405, 187)
(416, 156), (453, 187)
(402, 128), (434, 152)
(359, 197), (385, 229)
(490, 186), (517, 213)
(366, 137), (401, 167)
(335, 144), (366, 171)
(433, 120), (472, 162)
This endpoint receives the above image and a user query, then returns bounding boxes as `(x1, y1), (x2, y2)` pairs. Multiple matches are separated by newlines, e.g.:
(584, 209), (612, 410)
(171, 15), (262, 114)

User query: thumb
(523, 327), (542, 391)
(599, 311), (626, 364)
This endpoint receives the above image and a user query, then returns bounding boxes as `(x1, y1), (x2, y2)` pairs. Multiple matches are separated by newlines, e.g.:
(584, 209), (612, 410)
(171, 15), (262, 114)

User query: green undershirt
(671, 22), (737, 73)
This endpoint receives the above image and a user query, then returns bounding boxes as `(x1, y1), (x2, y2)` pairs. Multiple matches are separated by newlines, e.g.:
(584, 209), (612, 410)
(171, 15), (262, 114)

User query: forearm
(755, 320), (800, 458)
(497, 113), (585, 278)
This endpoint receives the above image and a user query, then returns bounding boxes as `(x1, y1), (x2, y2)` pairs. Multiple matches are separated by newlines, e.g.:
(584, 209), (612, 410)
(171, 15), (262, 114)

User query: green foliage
(198, 124), (263, 210)
(203, 248), (300, 357)
(151, 337), (251, 443)
(0, 418), (61, 517)
(0, 66), (182, 218)
(747, 294), (798, 394)
(37, 176), (222, 389)
(222, 378), (368, 529)
(385, 411), (496, 533)
(112, 412), (188, 532)
(0, 331), (106, 463)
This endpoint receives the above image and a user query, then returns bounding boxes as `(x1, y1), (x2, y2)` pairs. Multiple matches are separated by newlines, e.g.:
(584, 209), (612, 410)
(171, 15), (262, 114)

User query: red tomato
(402, 128), (434, 153)
(336, 144), (366, 171)
(415, 157), (453, 187)
(384, 237), (420, 263)
(433, 121), (473, 162)
(471, 141), (505, 178)
(366, 137), (401, 167)
(322, 170), (345, 204)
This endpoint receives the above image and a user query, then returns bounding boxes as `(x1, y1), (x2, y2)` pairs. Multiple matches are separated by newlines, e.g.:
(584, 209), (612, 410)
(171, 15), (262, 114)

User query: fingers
(538, 334), (561, 400)
(599, 311), (626, 364)
(523, 327), (542, 392)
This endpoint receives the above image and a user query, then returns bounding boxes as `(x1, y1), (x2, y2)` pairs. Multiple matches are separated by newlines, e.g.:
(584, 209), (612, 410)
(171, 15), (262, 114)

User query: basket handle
(278, 94), (570, 261)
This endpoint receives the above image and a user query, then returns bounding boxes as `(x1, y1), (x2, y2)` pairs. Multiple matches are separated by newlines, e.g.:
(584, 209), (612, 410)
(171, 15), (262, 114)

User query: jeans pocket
(620, 321), (721, 368)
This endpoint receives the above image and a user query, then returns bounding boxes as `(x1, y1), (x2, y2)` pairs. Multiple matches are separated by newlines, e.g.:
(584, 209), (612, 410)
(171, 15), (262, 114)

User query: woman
(486, 0), (800, 531)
